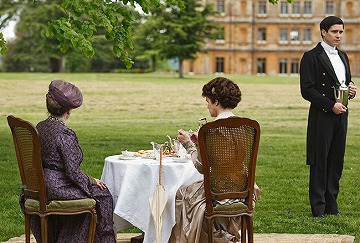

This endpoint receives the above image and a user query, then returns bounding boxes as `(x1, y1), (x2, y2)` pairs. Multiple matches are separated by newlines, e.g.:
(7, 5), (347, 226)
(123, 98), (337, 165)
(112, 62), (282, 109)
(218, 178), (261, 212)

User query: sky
(1, 20), (16, 39)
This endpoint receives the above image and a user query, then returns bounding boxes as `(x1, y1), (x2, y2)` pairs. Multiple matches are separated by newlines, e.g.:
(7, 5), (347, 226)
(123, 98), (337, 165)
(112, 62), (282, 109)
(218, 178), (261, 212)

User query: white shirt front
(321, 41), (346, 85)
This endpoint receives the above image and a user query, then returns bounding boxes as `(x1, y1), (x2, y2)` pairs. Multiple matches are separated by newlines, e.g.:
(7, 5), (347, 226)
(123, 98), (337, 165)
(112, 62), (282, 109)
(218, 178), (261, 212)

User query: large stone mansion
(183, 0), (360, 76)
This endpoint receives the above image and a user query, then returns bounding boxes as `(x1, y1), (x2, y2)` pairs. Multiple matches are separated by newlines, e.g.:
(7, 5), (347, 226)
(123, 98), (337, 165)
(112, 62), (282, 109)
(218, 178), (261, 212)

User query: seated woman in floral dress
(170, 77), (260, 243)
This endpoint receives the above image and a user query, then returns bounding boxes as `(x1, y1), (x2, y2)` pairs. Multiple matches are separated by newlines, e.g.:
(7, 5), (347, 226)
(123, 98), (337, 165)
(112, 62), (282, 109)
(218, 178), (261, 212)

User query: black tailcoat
(300, 42), (352, 216)
(300, 42), (351, 165)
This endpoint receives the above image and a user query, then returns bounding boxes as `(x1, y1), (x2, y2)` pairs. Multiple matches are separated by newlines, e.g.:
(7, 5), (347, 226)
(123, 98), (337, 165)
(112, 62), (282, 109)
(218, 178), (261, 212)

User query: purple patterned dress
(20, 116), (116, 243)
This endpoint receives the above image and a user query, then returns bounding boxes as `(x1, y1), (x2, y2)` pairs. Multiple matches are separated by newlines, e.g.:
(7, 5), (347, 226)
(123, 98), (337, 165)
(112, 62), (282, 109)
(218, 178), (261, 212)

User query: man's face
(322, 24), (344, 47)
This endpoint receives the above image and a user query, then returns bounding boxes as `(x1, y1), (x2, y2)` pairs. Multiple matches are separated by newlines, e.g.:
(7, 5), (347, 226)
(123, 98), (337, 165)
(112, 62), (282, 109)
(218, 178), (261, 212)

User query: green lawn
(1, 73), (359, 242)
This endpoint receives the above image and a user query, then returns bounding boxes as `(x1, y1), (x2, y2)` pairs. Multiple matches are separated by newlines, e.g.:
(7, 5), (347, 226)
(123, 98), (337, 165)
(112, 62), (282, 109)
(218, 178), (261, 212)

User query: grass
(1, 73), (359, 242)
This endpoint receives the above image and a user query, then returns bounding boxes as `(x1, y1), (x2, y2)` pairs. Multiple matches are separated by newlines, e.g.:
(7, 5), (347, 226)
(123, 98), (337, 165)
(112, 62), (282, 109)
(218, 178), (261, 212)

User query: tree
(147, 0), (219, 78)
(0, 0), (293, 67)
(3, 1), (68, 72)
(129, 13), (162, 72)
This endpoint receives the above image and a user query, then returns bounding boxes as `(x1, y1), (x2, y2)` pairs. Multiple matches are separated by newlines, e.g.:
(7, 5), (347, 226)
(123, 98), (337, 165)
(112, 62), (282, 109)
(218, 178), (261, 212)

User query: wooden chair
(7, 115), (97, 243)
(198, 117), (260, 243)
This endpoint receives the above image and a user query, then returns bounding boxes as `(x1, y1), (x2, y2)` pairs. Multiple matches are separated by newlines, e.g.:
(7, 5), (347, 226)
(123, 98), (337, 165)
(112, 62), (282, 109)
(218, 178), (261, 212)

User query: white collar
(321, 41), (338, 55)
(215, 111), (235, 120)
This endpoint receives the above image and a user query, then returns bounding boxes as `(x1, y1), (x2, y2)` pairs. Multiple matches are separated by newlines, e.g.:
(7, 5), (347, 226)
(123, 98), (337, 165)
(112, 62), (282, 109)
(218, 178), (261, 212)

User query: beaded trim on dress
(47, 115), (66, 125)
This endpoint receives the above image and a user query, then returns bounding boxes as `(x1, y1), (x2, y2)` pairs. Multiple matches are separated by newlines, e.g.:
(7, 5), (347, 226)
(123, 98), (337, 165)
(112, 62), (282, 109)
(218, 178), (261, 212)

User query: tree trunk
(151, 55), (157, 72)
(178, 59), (184, 78)
(50, 56), (66, 73)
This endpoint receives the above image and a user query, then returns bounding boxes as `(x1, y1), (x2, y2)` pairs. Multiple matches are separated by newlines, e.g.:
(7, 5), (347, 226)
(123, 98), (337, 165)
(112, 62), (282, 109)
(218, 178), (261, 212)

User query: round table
(101, 155), (203, 243)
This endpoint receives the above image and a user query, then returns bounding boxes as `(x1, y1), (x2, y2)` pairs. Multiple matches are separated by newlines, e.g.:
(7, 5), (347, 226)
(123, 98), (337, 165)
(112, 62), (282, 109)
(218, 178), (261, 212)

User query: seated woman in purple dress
(20, 80), (116, 243)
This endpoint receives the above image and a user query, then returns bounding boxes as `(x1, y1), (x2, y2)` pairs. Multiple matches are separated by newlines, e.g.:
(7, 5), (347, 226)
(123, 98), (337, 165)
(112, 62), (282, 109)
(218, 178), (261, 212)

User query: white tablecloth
(101, 155), (203, 243)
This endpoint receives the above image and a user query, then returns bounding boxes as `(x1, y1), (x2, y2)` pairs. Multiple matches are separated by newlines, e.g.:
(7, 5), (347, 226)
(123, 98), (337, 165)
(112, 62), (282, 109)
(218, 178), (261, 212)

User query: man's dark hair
(320, 16), (344, 38)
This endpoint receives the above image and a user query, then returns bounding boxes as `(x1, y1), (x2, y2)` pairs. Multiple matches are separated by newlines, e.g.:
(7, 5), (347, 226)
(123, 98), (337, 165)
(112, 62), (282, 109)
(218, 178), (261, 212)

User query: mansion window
(257, 58), (266, 74)
(280, 1), (288, 15)
(292, 1), (300, 15)
(303, 1), (312, 15)
(215, 57), (225, 73)
(279, 58), (287, 74)
(258, 0), (267, 15)
(216, 0), (225, 15)
(290, 29), (300, 43)
(291, 58), (299, 74)
(279, 28), (288, 42)
(258, 28), (266, 42)
(325, 1), (334, 15)
(215, 28), (225, 43)
(303, 28), (312, 42)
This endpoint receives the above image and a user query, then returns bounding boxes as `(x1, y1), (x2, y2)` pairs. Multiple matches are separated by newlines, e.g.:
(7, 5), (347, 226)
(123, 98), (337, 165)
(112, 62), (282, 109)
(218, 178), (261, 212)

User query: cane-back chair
(7, 115), (97, 243)
(198, 117), (260, 243)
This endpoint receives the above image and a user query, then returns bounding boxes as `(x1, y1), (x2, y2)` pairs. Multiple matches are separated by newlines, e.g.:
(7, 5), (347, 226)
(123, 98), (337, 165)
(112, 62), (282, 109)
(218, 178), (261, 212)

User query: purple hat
(48, 80), (83, 109)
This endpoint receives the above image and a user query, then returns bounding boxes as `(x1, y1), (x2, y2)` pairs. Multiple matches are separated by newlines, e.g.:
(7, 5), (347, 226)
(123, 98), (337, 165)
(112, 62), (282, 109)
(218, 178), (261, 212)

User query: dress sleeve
(181, 140), (203, 174)
(58, 129), (93, 196)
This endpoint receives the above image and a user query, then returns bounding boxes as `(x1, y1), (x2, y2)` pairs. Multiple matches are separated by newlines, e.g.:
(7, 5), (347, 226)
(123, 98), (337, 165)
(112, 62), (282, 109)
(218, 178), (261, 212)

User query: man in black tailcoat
(300, 16), (357, 217)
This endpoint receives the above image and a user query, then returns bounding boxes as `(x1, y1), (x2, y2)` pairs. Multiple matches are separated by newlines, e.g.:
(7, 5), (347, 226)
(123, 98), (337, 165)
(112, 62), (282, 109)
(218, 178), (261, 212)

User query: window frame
(303, 1), (312, 16)
(291, 58), (299, 74)
(279, 28), (288, 43)
(257, 58), (266, 75)
(216, 0), (225, 15)
(291, 1), (301, 16)
(302, 28), (312, 43)
(215, 57), (225, 73)
(258, 0), (267, 16)
(280, 1), (289, 15)
(257, 27), (267, 43)
(279, 58), (288, 75)
(325, 1), (334, 15)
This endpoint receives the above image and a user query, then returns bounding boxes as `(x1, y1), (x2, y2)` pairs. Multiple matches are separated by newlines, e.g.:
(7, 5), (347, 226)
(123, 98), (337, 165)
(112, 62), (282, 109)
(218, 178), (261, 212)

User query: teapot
(333, 80), (349, 106)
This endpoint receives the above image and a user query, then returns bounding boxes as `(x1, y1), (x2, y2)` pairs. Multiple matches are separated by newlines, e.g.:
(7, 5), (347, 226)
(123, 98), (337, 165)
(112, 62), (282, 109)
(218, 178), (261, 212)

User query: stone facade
(184, 0), (360, 76)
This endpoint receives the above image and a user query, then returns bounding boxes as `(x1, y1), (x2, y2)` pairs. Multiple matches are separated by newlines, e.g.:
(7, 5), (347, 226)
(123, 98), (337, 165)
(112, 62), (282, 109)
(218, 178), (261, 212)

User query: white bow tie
(328, 49), (338, 55)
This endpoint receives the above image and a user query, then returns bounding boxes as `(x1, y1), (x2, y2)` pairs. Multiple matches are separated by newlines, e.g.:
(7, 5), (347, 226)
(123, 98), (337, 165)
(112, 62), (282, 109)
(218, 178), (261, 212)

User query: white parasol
(149, 145), (169, 243)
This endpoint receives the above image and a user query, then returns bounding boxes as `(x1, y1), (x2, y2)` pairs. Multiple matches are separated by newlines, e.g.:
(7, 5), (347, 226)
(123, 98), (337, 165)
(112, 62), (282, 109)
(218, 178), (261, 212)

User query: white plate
(118, 155), (139, 160)
(172, 157), (191, 163)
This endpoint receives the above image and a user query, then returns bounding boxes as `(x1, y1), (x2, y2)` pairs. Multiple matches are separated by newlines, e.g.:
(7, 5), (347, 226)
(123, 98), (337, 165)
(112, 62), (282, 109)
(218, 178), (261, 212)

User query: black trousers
(309, 111), (348, 216)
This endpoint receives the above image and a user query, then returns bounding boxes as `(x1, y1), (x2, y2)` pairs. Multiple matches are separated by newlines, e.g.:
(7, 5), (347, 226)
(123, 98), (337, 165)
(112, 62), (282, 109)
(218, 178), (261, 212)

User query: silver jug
(166, 135), (187, 157)
(333, 81), (349, 106)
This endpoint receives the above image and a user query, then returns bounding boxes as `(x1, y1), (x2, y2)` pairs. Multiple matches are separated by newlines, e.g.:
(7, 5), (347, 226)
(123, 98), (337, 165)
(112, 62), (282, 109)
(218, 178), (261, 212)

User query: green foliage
(2, 1), (126, 72)
(46, 18), (95, 57)
(46, 0), (141, 68)
(128, 14), (160, 71)
(140, 0), (218, 77)
(0, 33), (7, 54)
(152, 0), (218, 61)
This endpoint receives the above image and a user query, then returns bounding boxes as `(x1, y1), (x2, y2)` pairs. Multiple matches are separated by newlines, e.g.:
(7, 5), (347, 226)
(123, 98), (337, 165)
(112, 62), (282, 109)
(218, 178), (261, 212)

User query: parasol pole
(159, 145), (163, 185)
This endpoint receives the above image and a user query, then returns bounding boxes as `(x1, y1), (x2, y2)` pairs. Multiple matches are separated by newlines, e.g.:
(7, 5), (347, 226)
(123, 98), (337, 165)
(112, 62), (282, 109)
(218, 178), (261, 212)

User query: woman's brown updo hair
(46, 93), (69, 116)
(202, 77), (241, 109)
